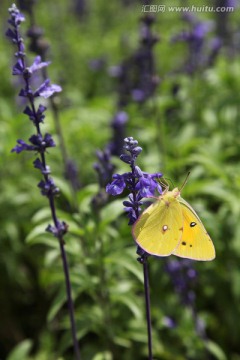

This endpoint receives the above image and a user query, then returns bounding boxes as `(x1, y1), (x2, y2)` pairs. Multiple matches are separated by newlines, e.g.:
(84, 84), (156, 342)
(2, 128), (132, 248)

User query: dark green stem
(139, 255), (153, 360)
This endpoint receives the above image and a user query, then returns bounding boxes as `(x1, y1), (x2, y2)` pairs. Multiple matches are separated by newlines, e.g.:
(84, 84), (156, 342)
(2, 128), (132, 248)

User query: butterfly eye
(190, 222), (197, 227)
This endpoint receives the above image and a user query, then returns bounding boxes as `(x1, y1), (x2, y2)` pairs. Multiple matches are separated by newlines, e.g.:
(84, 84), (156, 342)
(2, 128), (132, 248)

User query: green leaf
(47, 288), (66, 322)
(7, 339), (32, 360)
(92, 351), (113, 360)
(99, 199), (124, 227)
(26, 223), (58, 248)
(105, 253), (143, 283)
(205, 340), (227, 360)
(31, 207), (51, 223)
(111, 293), (142, 319)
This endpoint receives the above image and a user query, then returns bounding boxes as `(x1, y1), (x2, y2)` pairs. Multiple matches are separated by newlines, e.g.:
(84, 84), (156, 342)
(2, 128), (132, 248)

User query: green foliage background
(0, 0), (240, 359)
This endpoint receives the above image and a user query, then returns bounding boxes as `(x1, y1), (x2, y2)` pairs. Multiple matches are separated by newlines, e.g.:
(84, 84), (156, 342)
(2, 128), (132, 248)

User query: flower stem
(140, 255), (153, 360)
(59, 238), (81, 360)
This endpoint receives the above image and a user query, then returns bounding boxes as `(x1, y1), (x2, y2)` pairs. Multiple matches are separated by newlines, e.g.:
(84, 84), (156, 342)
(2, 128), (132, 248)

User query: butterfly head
(172, 187), (181, 197)
(162, 187), (180, 203)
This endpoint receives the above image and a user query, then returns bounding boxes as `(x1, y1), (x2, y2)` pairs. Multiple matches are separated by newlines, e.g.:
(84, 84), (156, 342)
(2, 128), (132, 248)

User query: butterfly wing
(132, 196), (183, 256)
(172, 197), (215, 261)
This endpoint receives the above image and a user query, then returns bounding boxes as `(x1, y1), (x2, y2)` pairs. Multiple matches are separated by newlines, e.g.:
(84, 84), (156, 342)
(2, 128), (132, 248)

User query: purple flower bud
(124, 137), (135, 144)
(132, 89), (146, 102)
(33, 158), (51, 175)
(163, 316), (176, 329)
(131, 146), (142, 156)
(11, 139), (35, 153)
(135, 176), (162, 198)
(19, 87), (33, 98)
(88, 58), (106, 71)
(120, 154), (132, 164)
(28, 55), (50, 74)
(46, 221), (68, 237)
(106, 174), (126, 195)
(112, 111), (128, 126)
(29, 133), (55, 152)
(34, 79), (62, 99)
(12, 59), (24, 75)
(5, 28), (18, 42)
(123, 200), (134, 207)
(8, 4), (25, 25)
(12, 133), (55, 154)
(108, 65), (123, 77)
(134, 166), (143, 177)
(38, 178), (59, 197)
(23, 104), (47, 124)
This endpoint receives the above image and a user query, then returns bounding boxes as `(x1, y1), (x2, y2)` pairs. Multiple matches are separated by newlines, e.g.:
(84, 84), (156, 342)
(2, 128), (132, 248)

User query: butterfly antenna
(179, 172), (191, 191)
(166, 178), (174, 189)
(159, 178), (170, 192)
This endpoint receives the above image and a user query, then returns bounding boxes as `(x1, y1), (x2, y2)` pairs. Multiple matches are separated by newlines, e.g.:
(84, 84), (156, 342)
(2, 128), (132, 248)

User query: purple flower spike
(106, 137), (163, 227)
(6, 7), (83, 357)
(165, 259), (198, 306)
(6, 3), (61, 197)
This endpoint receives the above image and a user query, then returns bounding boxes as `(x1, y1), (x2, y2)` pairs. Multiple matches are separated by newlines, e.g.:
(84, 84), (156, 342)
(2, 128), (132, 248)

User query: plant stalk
(142, 256), (153, 360)
(59, 238), (81, 360)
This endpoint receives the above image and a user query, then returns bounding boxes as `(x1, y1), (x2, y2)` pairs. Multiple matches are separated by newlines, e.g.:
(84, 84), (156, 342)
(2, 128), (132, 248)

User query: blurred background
(0, 0), (240, 359)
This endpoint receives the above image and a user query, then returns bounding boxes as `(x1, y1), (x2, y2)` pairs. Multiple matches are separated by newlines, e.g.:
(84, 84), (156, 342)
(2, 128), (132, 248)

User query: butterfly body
(132, 187), (215, 261)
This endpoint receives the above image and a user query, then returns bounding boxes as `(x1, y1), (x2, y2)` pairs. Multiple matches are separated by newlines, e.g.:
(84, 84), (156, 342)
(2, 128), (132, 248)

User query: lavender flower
(6, 5), (80, 358)
(94, 149), (116, 188)
(106, 137), (162, 225)
(109, 14), (159, 107)
(215, 0), (236, 45)
(165, 258), (208, 340)
(106, 137), (162, 358)
(72, 0), (87, 19)
(130, 14), (160, 102)
(105, 13), (160, 164)
(20, 0), (80, 195)
(7, 4), (61, 217)
(92, 149), (116, 209)
(107, 111), (128, 156)
(165, 258), (197, 306)
(172, 14), (221, 73)
(65, 159), (81, 192)
(162, 316), (177, 329)
(17, 0), (37, 14)
(27, 25), (50, 58)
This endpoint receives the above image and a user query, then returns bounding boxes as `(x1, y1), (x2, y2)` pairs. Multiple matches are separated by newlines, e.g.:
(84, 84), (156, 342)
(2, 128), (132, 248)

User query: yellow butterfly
(132, 186), (215, 261)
